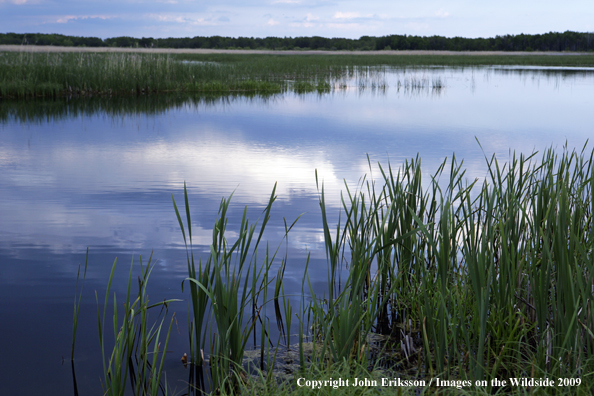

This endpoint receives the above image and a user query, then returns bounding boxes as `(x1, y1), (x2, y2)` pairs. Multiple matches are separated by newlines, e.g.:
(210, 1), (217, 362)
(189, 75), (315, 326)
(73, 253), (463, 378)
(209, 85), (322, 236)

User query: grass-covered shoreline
(83, 146), (594, 395)
(1, 50), (594, 99)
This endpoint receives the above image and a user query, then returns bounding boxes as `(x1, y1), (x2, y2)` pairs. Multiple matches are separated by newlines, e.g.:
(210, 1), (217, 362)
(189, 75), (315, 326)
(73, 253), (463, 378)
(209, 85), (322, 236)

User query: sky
(0, 0), (593, 40)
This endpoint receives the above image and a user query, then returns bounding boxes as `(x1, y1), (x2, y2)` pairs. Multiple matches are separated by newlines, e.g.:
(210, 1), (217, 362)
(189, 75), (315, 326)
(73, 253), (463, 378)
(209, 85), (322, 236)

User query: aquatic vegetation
(0, 51), (372, 98)
(178, 146), (592, 394)
(2, 50), (594, 99)
(76, 145), (594, 394)
(173, 182), (291, 393)
(96, 254), (181, 396)
(71, 248), (88, 362)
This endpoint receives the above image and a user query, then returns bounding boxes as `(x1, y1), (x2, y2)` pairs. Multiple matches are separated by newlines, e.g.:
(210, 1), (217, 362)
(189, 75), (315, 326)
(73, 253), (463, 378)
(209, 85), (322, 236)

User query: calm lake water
(1, 65), (593, 395)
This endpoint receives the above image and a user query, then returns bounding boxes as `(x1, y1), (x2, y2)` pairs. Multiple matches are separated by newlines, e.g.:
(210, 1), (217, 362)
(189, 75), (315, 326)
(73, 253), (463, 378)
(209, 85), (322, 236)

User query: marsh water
(1, 65), (593, 395)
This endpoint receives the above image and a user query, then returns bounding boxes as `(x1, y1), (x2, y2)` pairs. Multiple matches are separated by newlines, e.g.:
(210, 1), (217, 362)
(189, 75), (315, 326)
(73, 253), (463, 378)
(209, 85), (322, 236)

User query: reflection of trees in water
(0, 92), (283, 123)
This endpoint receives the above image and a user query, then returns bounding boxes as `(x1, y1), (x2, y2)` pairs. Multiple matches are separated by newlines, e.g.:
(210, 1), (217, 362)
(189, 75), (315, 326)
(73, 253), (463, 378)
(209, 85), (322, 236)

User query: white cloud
(55, 15), (112, 24)
(436, 9), (450, 18)
(305, 13), (319, 22)
(146, 13), (218, 26)
(55, 16), (76, 24)
(334, 12), (361, 19)
(150, 14), (188, 23)
(267, 18), (280, 26)
(327, 22), (366, 30)
(189, 18), (218, 26)
(290, 22), (314, 28)
(272, 0), (301, 3)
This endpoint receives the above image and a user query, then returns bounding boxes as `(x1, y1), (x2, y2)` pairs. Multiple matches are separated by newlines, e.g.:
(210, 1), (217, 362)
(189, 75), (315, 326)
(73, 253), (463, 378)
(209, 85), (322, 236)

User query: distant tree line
(1, 31), (593, 52)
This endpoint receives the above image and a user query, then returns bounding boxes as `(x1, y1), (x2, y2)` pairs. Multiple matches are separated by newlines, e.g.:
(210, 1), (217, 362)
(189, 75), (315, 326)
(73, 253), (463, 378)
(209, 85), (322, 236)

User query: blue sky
(1, 0), (592, 39)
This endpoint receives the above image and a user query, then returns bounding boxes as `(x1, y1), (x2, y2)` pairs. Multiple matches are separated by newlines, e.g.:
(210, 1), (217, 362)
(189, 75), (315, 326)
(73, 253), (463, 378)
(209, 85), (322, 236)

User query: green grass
(95, 253), (181, 396)
(78, 145), (594, 395)
(173, 182), (288, 393)
(2, 51), (594, 99)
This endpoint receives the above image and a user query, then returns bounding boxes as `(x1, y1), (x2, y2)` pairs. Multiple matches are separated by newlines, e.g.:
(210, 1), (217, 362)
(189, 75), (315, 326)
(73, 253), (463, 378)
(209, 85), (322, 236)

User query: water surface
(1, 65), (593, 394)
